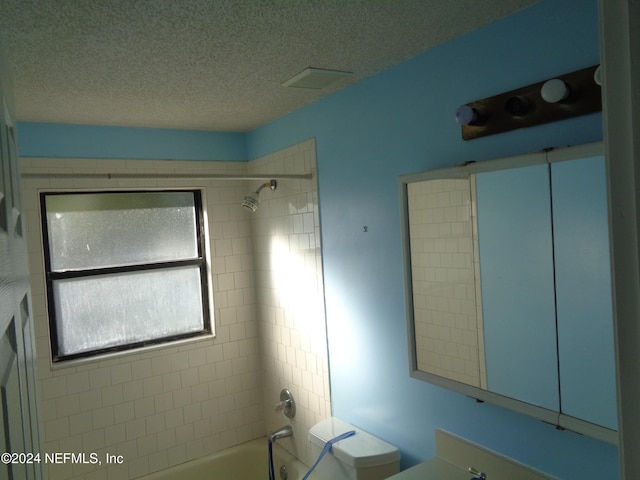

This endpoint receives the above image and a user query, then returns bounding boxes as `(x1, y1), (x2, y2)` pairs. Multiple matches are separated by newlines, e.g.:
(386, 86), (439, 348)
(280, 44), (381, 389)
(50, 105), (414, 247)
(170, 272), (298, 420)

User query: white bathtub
(138, 438), (316, 480)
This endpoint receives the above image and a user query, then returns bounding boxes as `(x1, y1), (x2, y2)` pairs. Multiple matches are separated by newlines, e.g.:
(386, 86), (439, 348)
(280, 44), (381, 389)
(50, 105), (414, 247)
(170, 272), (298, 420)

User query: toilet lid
(309, 417), (401, 468)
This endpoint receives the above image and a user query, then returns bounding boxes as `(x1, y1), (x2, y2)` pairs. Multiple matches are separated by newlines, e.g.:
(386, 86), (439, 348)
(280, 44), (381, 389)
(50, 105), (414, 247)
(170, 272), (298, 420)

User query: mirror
(400, 143), (617, 444)
(405, 176), (486, 389)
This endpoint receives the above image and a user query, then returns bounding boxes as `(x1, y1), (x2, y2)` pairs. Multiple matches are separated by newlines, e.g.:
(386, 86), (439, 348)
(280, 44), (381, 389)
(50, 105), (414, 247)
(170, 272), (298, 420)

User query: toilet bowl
(309, 417), (400, 480)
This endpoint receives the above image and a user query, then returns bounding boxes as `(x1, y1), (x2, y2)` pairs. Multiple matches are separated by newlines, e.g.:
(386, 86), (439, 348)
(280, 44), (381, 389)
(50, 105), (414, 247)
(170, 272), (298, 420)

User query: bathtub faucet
(269, 425), (293, 442)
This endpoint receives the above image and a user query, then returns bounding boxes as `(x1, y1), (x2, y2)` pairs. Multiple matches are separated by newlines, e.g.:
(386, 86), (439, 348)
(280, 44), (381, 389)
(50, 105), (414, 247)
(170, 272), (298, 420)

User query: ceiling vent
(282, 67), (351, 89)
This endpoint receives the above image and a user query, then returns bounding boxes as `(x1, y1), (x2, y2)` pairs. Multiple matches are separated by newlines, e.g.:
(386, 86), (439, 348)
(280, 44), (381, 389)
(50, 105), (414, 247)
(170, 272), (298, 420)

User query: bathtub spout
(269, 425), (293, 442)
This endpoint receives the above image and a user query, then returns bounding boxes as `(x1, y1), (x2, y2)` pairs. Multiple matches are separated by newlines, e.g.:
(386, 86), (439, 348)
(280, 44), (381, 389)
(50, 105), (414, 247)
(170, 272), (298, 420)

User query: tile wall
(407, 177), (486, 388)
(20, 138), (329, 479)
(248, 139), (330, 465)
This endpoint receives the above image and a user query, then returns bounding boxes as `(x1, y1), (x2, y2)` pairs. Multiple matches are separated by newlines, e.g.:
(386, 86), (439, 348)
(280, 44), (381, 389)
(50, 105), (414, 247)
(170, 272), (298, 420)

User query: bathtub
(138, 438), (316, 480)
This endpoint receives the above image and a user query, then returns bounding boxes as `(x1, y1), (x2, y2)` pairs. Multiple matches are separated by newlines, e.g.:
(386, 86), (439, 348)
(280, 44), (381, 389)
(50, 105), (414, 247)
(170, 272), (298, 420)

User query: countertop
(387, 457), (472, 480)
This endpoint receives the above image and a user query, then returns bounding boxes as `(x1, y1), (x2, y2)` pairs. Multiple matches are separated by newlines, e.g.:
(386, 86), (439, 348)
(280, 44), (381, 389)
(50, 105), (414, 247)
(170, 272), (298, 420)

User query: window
(41, 190), (212, 362)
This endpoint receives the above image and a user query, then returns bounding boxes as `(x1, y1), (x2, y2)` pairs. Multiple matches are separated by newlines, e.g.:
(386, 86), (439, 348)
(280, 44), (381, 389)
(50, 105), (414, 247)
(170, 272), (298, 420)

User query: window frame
(40, 188), (213, 363)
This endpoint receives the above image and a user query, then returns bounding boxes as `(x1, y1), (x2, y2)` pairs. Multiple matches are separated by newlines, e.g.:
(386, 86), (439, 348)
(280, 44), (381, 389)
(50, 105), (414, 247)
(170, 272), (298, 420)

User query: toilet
(309, 417), (400, 480)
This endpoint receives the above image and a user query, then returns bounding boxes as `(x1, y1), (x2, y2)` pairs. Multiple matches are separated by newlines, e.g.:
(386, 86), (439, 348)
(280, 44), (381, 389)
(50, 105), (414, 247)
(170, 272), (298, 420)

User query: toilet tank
(309, 417), (400, 480)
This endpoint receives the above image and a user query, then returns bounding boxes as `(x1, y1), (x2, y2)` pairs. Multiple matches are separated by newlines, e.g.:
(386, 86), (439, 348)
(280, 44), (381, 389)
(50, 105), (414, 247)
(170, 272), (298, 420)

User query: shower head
(242, 193), (260, 212)
(242, 179), (277, 212)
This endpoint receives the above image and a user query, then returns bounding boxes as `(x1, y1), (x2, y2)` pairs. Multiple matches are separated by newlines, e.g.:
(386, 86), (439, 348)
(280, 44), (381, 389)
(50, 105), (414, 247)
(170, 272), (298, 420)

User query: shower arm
(254, 179), (277, 195)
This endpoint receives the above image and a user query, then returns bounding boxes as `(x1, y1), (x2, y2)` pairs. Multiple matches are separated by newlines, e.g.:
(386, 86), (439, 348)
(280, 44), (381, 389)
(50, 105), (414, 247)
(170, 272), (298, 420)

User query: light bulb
(541, 79), (570, 103)
(455, 105), (482, 126)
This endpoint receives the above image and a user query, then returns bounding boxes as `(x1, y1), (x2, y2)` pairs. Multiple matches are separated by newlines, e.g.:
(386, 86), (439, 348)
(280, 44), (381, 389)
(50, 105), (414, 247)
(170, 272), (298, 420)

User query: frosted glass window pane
(45, 191), (198, 271)
(53, 266), (204, 356)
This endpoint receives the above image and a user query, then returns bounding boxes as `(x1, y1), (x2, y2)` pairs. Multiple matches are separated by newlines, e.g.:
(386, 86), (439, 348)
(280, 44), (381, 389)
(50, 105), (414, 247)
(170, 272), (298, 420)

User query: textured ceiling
(0, 0), (535, 132)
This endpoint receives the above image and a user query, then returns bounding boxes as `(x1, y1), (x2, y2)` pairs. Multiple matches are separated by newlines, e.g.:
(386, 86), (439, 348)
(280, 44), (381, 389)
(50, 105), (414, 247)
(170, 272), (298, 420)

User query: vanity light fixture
(456, 65), (601, 140)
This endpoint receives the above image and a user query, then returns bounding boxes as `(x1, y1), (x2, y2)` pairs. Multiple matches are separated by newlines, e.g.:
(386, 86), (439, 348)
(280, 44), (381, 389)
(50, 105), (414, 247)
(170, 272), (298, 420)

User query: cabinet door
(1, 51), (42, 478)
(476, 164), (559, 410)
(552, 156), (617, 430)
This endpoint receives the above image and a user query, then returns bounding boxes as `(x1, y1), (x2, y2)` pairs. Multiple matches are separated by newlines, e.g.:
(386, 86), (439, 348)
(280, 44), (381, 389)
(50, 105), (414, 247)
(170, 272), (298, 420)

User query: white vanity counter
(387, 457), (469, 480)
(388, 430), (557, 480)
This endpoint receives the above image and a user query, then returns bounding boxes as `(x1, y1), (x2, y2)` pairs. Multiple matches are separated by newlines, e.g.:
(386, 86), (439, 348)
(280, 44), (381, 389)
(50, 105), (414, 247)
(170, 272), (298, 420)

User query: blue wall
(18, 122), (246, 161)
(17, 0), (619, 477)
(246, 0), (619, 478)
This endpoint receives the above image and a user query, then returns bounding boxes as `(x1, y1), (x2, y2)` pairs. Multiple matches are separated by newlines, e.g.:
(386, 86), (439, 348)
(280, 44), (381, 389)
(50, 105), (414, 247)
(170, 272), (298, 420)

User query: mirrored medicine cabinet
(400, 143), (618, 444)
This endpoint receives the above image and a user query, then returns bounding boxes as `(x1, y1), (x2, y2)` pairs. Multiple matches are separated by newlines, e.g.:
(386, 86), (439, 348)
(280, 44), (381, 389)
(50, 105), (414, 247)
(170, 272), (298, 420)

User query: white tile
(89, 367), (112, 390)
(55, 394), (80, 418)
(180, 367), (200, 388)
(142, 376), (163, 397)
(136, 434), (158, 457)
(175, 423), (194, 445)
(106, 460), (129, 480)
(154, 392), (174, 413)
(101, 384), (124, 407)
(166, 444), (187, 468)
(156, 429), (177, 450)
(147, 451), (169, 475)
(214, 238), (233, 256)
(173, 387), (193, 408)
(197, 364), (215, 384)
(216, 272), (235, 291)
(194, 419), (212, 439)
(231, 356), (248, 376)
(190, 384), (209, 404)
(229, 323), (246, 347)
(122, 380), (144, 402)
(66, 371), (91, 394)
(110, 364), (132, 384)
(188, 348), (207, 368)
(69, 412), (93, 436)
(41, 377), (68, 400)
(164, 409), (184, 430)
(162, 372), (181, 392)
(183, 403), (202, 424)
(170, 351), (191, 372)
(222, 342), (239, 360)
(125, 418), (147, 441)
(82, 429), (106, 451)
(130, 359), (152, 380)
(151, 356), (172, 376)
(127, 455), (150, 479)
(224, 255), (242, 273)
(79, 389), (103, 412)
(134, 397), (155, 418)
(205, 344), (224, 363)
(40, 398), (57, 422)
(92, 406), (114, 429)
(45, 417), (70, 442)
(113, 401), (135, 424)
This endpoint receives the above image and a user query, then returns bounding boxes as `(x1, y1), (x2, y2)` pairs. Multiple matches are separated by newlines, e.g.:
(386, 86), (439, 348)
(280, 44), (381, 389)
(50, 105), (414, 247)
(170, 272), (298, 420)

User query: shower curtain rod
(22, 172), (313, 180)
